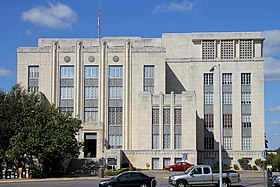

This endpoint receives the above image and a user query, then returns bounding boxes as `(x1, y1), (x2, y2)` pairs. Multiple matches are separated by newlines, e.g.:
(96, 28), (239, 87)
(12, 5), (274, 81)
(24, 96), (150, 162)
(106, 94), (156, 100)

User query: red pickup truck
(165, 162), (193, 171)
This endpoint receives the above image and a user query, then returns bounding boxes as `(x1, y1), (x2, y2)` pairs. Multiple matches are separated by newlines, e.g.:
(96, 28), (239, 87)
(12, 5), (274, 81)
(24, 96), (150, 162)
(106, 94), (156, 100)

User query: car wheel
(140, 183), (148, 187)
(222, 180), (229, 187)
(169, 168), (174, 172)
(176, 181), (186, 187)
(107, 185), (113, 187)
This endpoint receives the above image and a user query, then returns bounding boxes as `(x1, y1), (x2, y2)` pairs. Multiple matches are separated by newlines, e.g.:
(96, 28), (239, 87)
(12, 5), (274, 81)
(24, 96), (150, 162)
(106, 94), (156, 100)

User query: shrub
(252, 165), (258, 170)
(233, 164), (239, 170)
(104, 168), (129, 176)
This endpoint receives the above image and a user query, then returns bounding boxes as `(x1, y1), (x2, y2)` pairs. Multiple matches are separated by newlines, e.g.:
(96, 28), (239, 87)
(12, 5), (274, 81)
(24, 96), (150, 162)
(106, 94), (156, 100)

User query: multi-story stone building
(17, 32), (265, 169)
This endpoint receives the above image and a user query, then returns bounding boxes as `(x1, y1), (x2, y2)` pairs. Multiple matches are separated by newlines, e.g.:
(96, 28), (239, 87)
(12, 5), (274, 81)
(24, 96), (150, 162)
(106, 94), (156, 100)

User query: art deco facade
(17, 32), (265, 169)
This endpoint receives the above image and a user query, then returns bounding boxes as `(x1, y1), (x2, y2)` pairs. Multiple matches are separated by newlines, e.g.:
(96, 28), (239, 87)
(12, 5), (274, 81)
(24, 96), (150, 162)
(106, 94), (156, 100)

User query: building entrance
(84, 133), (97, 158)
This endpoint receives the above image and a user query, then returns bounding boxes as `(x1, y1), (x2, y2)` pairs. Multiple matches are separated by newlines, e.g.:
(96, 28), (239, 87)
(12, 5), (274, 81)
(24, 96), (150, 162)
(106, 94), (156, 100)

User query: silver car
(273, 175), (280, 187)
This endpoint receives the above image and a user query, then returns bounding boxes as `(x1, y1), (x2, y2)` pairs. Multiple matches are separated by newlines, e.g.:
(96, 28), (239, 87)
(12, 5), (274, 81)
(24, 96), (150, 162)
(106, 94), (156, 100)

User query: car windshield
(185, 166), (194, 174)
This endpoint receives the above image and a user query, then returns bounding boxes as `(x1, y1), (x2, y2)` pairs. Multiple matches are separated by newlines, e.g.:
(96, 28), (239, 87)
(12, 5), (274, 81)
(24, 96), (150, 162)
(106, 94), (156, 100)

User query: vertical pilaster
(124, 41), (131, 150)
(159, 92), (164, 150)
(75, 42), (82, 118)
(170, 91), (175, 150)
(51, 41), (59, 106)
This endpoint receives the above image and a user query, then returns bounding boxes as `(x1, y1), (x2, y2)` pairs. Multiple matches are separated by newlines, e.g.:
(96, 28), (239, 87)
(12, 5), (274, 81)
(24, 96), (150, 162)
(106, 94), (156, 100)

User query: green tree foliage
(0, 85), (82, 177)
(0, 85), (39, 160)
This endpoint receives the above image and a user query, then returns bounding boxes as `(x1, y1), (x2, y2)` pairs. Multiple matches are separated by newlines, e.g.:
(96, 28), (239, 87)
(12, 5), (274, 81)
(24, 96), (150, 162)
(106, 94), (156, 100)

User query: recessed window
(221, 40), (234, 59)
(240, 40), (253, 59)
(202, 40), (215, 60)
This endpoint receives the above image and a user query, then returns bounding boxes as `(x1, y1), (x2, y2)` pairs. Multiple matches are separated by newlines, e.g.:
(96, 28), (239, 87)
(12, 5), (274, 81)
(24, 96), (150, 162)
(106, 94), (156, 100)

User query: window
(223, 136), (233, 150)
(222, 73), (232, 85)
(203, 167), (211, 174)
(84, 66), (99, 122)
(204, 73), (213, 85)
(223, 114), (232, 128)
(60, 66), (74, 117)
(204, 114), (214, 128)
(108, 66), (123, 149)
(204, 137), (214, 150)
(60, 66), (74, 78)
(202, 40), (215, 60)
(59, 107), (74, 116)
(60, 87), (74, 99)
(152, 158), (159, 170)
(240, 40), (253, 59)
(191, 168), (202, 175)
(221, 40), (234, 59)
(174, 108), (182, 149)
(144, 65), (154, 93)
(84, 107), (98, 122)
(163, 158), (171, 169)
(163, 108), (171, 149)
(84, 65), (98, 78)
(223, 92), (232, 104)
(152, 108), (159, 149)
(242, 114), (251, 128)
(109, 66), (123, 78)
(241, 92), (251, 104)
(204, 92), (213, 104)
(242, 137), (252, 150)
(241, 73), (251, 85)
(28, 66), (39, 92)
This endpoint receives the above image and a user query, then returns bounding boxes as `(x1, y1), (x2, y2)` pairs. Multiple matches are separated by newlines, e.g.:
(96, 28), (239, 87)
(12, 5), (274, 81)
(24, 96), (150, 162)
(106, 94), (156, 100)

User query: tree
(0, 85), (39, 162)
(0, 85), (82, 177)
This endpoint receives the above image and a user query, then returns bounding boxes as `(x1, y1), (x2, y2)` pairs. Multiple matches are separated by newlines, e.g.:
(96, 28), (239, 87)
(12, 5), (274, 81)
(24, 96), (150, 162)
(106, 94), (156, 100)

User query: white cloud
(271, 120), (280, 125)
(266, 106), (280, 113)
(262, 30), (280, 81)
(263, 30), (280, 56)
(0, 68), (12, 77)
(264, 57), (280, 81)
(21, 2), (77, 29)
(153, 0), (198, 14)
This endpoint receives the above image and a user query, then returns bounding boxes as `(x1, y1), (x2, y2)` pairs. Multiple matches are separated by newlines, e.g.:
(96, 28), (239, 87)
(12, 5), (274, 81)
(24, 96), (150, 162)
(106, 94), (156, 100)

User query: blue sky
(0, 0), (279, 150)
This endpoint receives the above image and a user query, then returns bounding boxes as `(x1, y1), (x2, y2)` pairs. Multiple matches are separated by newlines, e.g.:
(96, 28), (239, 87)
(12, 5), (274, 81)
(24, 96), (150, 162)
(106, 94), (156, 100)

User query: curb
(0, 177), (110, 183)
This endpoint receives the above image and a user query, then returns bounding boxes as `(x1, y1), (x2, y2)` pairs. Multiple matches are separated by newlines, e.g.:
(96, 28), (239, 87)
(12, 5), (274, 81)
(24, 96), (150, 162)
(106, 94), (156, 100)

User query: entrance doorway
(84, 133), (97, 158)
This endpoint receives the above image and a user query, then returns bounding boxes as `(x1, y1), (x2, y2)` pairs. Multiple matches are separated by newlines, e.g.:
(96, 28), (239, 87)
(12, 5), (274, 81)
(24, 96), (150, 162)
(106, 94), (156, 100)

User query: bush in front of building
(105, 168), (130, 176)
(233, 164), (239, 170)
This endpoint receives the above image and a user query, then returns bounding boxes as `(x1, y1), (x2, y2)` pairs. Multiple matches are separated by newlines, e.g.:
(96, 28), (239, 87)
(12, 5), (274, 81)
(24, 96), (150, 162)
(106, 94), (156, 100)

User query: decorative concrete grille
(240, 40), (253, 59)
(221, 40), (234, 59)
(174, 108), (182, 149)
(202, 40), (215, 60)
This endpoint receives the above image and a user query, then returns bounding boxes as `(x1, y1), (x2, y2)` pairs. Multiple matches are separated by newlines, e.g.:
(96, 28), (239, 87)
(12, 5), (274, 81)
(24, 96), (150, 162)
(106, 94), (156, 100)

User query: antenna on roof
(98, 0), (102, 44)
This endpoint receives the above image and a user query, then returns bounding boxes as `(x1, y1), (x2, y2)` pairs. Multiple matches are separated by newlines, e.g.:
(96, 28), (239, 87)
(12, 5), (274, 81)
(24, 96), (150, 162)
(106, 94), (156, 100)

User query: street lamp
(210, 64), (223, 187)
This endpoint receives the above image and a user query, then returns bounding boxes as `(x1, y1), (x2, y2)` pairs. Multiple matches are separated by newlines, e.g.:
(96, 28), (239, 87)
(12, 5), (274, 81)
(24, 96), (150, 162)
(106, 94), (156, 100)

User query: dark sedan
(273, 174), (280, 187)
(99, 171), (157, 187)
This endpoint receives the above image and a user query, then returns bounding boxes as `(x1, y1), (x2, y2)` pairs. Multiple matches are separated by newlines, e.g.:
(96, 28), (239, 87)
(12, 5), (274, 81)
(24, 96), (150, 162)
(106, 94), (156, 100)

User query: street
(0, 170), (273, 187)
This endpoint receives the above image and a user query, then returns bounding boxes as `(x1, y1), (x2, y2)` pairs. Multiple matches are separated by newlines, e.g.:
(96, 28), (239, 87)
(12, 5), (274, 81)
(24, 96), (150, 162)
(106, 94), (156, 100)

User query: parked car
(273, 174), (280, 187)
(99, 171), (157, 187)
(165, 162), (193, 172)
(168, 165), (241, 187)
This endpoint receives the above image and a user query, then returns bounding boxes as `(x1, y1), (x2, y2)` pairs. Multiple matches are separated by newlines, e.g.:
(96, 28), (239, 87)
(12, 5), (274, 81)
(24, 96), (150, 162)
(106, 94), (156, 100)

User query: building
(17, 32), (265, 169)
